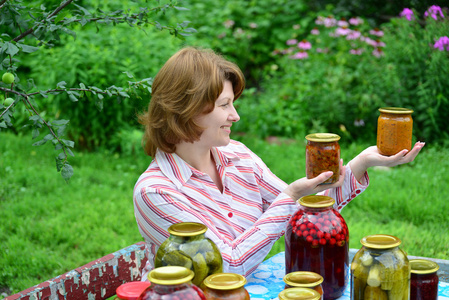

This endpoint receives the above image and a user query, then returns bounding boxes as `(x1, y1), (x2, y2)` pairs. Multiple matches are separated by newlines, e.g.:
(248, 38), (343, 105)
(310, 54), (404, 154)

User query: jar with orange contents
(202, 273), (249, 300)
(376, 107), (413, 156)
(283, 271), (324, 299)
(305, 133), (340, 185)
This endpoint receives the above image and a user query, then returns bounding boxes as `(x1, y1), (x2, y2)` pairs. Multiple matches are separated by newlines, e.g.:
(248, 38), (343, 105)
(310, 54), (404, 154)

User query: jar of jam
(285, 195), (349, 299)
(377, 107), (413, 156)
(305, 133), (340, 185)
(202, 273), (250, 300)
(284, 271), (324, 299)
(351, 234), (410, 299)
(116, 281), (151, 300)
(278, 287), (321, 300)
(410, 259), (439, 300)
(138, 266), (206, 300)
(155, 222), (223, 287)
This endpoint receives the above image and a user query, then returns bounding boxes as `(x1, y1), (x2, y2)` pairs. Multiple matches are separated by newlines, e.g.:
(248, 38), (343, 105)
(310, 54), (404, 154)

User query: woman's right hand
(283, 160), (345, 200)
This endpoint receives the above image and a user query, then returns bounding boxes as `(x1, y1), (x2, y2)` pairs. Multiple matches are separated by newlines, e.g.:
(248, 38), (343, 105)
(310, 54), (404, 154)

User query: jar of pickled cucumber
(285, 195), (349, 299)
(305, 133), (340, 185)
(116, 281), (151, 299)
(278, 287), (321, 300)
(377, 107), (413, 156)
(202, 273), (250, 300)
(410, 259), (439, 300)
(138, 266), (206, 300)
(283, 271), (324, 299)
(155, 222), (223, 287)
(351, 234), (410, 299)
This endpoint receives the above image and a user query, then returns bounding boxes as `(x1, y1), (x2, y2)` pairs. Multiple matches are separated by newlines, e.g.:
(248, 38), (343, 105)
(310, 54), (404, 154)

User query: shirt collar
(155, 145), (240, 189)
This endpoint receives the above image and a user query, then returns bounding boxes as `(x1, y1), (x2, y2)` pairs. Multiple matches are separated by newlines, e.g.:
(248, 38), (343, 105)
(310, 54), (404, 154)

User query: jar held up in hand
(305, 133), (340, 185)
(376, 107), (413, 156)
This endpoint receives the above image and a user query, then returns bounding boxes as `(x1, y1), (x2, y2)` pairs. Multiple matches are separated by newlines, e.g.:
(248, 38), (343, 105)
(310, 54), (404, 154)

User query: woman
(133, 47), (424, 279)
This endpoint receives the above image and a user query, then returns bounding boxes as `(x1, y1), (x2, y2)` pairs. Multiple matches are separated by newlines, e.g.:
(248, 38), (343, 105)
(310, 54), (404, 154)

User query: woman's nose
(229, 106), (240, 122)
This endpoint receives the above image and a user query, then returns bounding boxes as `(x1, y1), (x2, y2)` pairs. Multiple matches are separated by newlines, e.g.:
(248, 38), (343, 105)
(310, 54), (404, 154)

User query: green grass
(1, 132), (448, 296)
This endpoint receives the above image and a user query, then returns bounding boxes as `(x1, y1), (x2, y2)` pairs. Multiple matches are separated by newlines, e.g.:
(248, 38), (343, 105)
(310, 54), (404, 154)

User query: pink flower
(434, 36), (449, 51)
(249, 22), (258, 28)
(363, 37), (377, 46)
(372, 48), (384, 58)
(223, 20), (235, 28)
(298, 40), (312, 50)
(399, 8), (415, 21)
(350, 48), (364, 55)
(335, 27), (351, 36)
(324, 16), (337, 27)
(349, 17), (364, 26)
(337, 18), (349, 27)
(291, 51), (308, 59)
(424, 5), (445, 20)
(373, 39), (386, 47)
(286, 39), (298, 46)
(315, 16), (325, 25)
(370, 28), (384, 37)
(346, 29), (361, 40)
(311, 28), (320, 35)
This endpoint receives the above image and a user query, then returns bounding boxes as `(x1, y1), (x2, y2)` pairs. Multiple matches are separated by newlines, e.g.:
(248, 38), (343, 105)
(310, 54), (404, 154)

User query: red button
(228, 212), (233, 218)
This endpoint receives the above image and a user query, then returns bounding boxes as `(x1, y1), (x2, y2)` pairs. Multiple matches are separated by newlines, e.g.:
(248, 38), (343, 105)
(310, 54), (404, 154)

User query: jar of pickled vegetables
(351, 234), (410, 299)
(283, 271), (323, 298)
(305, 133), (340, 185)
(138, 266), (206, 300)
(202, 273), (250, 300)
(285, 195), (349, 299)
(410, 259), (439, 300)
(116, 281), (151, 300)
(278, 287), (321, 300)
(377, 107), (413, 156)
(155, 222), (223, 287)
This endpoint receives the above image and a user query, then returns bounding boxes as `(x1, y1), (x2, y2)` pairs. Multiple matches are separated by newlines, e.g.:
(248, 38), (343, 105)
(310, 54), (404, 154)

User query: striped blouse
(133, 140), (369, 279)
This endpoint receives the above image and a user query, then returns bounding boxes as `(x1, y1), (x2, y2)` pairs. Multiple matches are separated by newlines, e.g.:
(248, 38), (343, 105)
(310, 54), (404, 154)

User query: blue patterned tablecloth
(245, 252), (449, 299)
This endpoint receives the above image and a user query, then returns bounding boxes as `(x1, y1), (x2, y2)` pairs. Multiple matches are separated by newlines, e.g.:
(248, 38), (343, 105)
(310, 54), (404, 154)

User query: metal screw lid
(148, 266), (194, 285)
(379, 107), (413, 114)
(168, 222), (207, 237)
(278, 288), (321, 300)
(299, 195), (335, 208)
(305, 133), (341, 142)
(410, 259), (440, 274)
(360, 234), (401, 249)
(203, 273), (247, 290)
(283, 271), (324, 288)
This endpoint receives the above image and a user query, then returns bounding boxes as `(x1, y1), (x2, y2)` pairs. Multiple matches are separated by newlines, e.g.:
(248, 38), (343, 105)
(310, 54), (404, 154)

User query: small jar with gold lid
(305, 133), (340, 185)
(155, 222), (223, 287)
(283, 271), (323, 299)
(137, 266), (206, 300)
(202, 273), (250, 300)
(278, 287), (321, 300)
(410, 259), (439, 300)
(351, 234), (410, 299)
(377, 107), (414, 156)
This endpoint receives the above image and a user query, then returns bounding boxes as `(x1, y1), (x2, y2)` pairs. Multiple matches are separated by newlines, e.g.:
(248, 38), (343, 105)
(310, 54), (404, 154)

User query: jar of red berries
(285, 195), (349, 300)
(138, 266), (206, 300)
(410, 259), (439, 300)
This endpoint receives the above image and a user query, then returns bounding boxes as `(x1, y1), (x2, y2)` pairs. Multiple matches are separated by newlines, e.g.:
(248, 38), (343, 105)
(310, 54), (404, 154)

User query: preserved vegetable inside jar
(285, 195), (349, 299)
(410, 259), (439, 300)
(155, 222), (223, 287)
(283, 271), (324, 299)
(351, 234), (410, 300)
(376, 107), (413, 156)
(305, 133), (340, 185)
(278, 287), (321, 300)
(138, 266), (206, 300)
(202, 273), (250, 300)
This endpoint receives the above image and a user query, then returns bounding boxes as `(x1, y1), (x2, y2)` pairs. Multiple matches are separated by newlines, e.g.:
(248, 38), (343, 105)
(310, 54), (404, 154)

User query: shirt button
(228, 212), (233, 218)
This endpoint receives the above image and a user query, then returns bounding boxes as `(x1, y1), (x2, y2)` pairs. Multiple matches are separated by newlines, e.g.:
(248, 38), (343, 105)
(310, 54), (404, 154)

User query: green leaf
(56, 81), (67, 89)
(32, 139), (47, 146)
(68, 93), (78, 102)
(32, 128), (40, 139)
(123, 71), (134, 78)
(54, 10), (69, 23)
(174, 6), (189, 11)
(52, 119), (69, 126)
(61, 139), (75, 148)
(61, 164), (74, 182)
(17, 43), (40, 53)
(2, 42), (20, 56)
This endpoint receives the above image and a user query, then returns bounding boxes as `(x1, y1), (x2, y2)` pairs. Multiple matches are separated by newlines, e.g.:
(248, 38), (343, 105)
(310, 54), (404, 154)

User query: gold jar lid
(305, 133), (341, 142)
(379, 107), (413, 114)
(360, 234), (401, 249)
(148, 266), (194, 285)
(203, 273), (247, 290)
(278, 288), (321, 300)
(299, 195), (335, 208)
(168, 222), (207, 236)
(283, 271), (323, 288)
(410, 259), (440, 274)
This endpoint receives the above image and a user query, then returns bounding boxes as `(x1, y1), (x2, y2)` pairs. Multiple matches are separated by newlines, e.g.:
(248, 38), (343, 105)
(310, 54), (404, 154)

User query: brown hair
(139, 47), (245, 157)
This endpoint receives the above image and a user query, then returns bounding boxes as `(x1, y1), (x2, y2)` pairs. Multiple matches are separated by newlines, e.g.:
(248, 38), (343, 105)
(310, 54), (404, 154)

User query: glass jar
(410, 259), (439, 300)
(285, 195), (349, 299)
(377, 107), (413, 156)
(351, 234), (410, 300)
(116, 282), (151, 300)
(202, 273), (250, 300)
(278, 287), (321, 300)
(283, 271), (324, 299)
(138, 266), (206, 300)
(305, 133), (340, 185)
(155, 222), (223, 287)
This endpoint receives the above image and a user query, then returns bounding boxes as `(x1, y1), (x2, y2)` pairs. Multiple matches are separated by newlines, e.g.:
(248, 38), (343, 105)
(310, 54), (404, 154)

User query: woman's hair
(139, 47), (245, 157)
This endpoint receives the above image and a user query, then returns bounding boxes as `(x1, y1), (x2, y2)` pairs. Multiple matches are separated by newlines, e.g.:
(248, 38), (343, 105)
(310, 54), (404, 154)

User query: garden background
(1, 0), (449, 297)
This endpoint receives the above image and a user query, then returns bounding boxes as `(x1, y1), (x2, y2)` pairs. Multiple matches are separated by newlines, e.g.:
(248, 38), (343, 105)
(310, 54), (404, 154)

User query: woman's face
(195, 80), (240, 148)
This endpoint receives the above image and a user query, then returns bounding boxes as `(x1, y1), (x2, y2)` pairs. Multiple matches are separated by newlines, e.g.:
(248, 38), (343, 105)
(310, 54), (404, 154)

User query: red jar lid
(116, 281), (151, 300)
